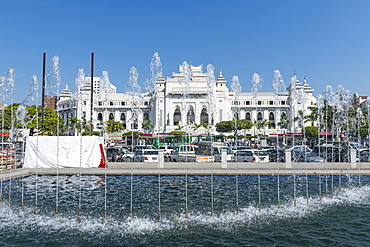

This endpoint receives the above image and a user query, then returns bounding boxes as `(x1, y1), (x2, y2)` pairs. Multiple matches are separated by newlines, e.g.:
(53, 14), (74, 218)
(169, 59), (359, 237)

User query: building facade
(57, 65), (316, 135)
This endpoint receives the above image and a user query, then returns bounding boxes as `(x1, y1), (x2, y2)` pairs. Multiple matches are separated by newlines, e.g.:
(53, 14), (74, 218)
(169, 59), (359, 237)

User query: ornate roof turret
(59, 83), (72, 99)
(216, 70), (226, 84)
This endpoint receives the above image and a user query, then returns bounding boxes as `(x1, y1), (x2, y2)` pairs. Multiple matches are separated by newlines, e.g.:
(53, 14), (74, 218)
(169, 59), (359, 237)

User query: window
(143, 112), (149, 121)
(98, 102), (102, 106)
(97, 113), (103, 121)
(269, 112), (275, 121)
(257, 112), (263, 121)
(269, 101), (274, 105)
(121, 102), (125, 106)
(281, 101), (286, 105)
(246, 101), (250, 105)
(110, 102), (113, 106)
(83, 101), (86, 105)
(144, 101), (149, 106)
(258, 101), (262, 105)
(109, 113), (114, 120)
(245, 112), (251, 121)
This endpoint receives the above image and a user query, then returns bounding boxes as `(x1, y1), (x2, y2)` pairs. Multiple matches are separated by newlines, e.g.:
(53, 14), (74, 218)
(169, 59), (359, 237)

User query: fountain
(272, 69), (285, 208)
(0, 55), (370, 245)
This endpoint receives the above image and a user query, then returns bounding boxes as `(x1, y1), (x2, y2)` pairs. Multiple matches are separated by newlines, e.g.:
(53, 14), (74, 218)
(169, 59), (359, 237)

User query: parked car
(233, 150), (269, 162)
(359, 150), (370, 162)
(213, 146), (234, 162)
(106, 147), (124, 162)
(313, 145), (348, 162)
(231, 146), (253, 154)
(261, 146), (277, 151)
(292, 150), (325, 162)
(134, 149), (159, 162)
(286, 145), (313, 152)
(158, 145), (174, 158)
(265, 149), (285, 162)
(170, 145), (197, 162)
(120, 148), (135, 162)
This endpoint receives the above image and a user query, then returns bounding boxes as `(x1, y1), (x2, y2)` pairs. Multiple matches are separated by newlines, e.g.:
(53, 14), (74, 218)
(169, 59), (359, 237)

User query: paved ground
(1, 161), (370, 180)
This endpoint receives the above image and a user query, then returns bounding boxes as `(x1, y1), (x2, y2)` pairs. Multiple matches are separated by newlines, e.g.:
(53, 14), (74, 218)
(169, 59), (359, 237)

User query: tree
(190, 122), (203, 133)
(202, 122), (211, 135)
(304, 107), (318, 126)
(106, 120), (124, 133)
(277, 115), (290, 130)
(175, 123), (185, 131)
(304, 126), (319, 147)
(215, 120), (234, 134)
(67, 117), (81, 136)
(141, 120), (154, 133)
(258, 119), (269, 135)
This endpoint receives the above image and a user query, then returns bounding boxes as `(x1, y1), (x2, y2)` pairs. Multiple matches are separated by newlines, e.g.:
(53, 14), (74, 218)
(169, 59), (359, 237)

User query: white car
(134, 149), (159, 162)
(234, 149), (269, 162)
(158, 145), (174, 158)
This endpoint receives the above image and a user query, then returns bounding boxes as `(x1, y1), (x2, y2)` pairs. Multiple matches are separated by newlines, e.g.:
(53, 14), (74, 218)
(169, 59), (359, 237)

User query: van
(170, 145), (196, 162)
(234, 149), (269, 162)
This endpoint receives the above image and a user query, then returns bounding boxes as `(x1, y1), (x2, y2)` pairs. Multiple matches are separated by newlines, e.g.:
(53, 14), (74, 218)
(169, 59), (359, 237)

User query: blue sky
(2, 0), (370, 103)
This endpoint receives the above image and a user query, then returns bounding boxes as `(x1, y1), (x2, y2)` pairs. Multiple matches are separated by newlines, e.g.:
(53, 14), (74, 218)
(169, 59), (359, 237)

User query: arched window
(257, 112), (263, 121)
(143, 112), (149, 121)
(269, 112), (275, 121)
(281, 112), (286, 118)
(173, 106), (181, 125)
(121, 113), (126, 129)
(97, 113), (103, 121)
(245, 112), (251, 121)
(200, 107), (208, 124)
(109, 113), (114, 120)
(187, 106), (195, 124)
(233, 112), (239, 120)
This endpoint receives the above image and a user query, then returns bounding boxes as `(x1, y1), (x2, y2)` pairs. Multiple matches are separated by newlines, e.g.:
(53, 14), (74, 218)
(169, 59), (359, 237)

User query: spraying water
(150, 52), (163, 133)
(251, 73), (262, 211)
(272, 70), (285, 208)
(206, 64), (217, 126)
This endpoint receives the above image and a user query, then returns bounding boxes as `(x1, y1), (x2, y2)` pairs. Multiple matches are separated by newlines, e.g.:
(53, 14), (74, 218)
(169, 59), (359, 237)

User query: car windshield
(255, 151), (268, 156)
(144, 150), (158, 155)
(219, 147), (233, 154)
(305, 152), (316, 157)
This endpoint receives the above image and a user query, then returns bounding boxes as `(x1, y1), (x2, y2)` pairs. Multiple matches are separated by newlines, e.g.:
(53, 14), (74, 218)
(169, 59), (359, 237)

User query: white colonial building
(57, 65), (316, 135)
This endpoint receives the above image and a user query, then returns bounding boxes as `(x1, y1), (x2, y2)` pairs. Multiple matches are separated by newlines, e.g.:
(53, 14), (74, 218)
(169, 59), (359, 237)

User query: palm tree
(67, 117), (81, 136)
(202, 122), (211, 136)
(175, 123), (185, 131)
(190, 122), (202, 134)
(142, 120), (154, 134)
(258, 119), (269, 135)
(304, 107), (318, 127)
(277, 116), (290, 130)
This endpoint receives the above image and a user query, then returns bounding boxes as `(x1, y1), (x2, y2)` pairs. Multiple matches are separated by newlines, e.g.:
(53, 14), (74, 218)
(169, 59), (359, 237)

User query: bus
(137, 134), (225, 148)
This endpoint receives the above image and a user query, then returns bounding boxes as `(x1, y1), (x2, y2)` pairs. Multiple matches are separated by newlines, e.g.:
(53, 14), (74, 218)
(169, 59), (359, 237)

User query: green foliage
(122, 131), (142, 138)
(141, 120), (154, 132)
(106, 120), (124, 133)
(304, 126), (319, 137)
(0, 104), (65, 136)
(168, 130), (187, 136)
(215, 119), (252, 134)
(215, 121), (234, 133)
